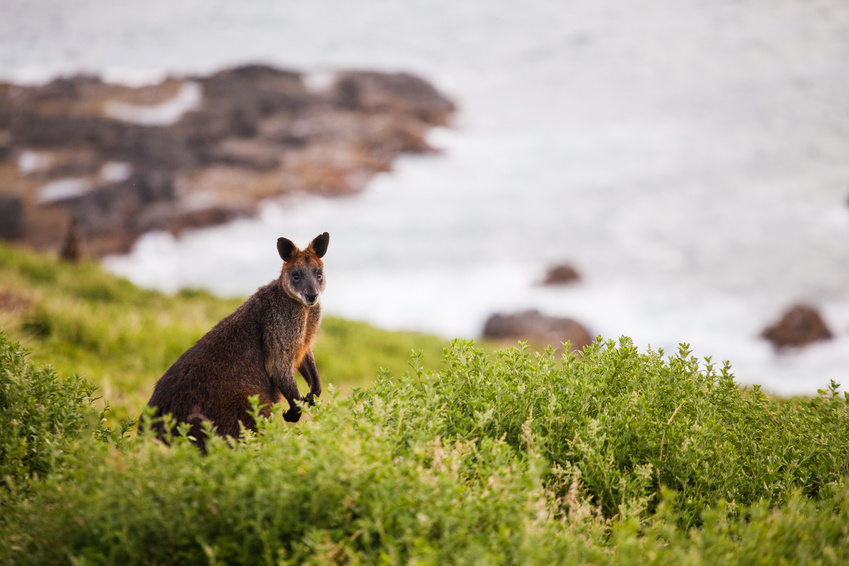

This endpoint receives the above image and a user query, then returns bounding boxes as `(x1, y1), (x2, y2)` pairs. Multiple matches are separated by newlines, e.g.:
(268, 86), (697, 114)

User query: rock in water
(761, 304), (833, 350)
(541, 263), (581, 286)
(483, 309), (593, 351)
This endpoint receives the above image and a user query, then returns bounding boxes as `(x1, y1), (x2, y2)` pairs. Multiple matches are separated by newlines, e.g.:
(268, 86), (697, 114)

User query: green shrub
(0, 331), (104, 491)
(2, 340), (849, 565)
(354, 338), (849, 525)
(0, 396), (593, 566)
(606, 484), (849, 566)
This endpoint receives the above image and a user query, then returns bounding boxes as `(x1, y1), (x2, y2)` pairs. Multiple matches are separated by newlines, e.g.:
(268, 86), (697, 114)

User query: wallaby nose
(305, 292), (318, 304)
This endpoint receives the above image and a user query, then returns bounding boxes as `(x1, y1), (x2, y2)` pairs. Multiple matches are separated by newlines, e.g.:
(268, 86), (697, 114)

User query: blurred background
(1, 0), (848, 395)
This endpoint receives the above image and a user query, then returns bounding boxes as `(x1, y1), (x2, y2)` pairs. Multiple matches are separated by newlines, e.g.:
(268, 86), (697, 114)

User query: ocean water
(3, 0), (849, 395)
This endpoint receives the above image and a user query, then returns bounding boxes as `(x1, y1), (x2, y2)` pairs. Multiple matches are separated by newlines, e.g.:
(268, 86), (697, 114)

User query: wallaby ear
(277, 237), (298, 262)
(308, 232), (330, 258)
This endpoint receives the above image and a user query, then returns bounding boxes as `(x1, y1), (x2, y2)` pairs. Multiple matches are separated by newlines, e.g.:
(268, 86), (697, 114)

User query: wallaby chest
(263, 300), (320, 370)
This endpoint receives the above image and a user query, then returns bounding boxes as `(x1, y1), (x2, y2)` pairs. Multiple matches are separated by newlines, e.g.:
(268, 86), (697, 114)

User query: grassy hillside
(0, 243), (448, 422)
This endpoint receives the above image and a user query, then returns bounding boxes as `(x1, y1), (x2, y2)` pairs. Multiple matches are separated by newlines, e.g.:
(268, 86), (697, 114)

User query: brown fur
(144, 232), (329, 450)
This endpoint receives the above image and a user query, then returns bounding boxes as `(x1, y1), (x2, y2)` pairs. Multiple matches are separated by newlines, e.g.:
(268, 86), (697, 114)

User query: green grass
(0, 243), (448, 422)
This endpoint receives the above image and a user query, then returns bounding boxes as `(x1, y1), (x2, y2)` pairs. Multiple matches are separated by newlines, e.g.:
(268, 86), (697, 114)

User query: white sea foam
(37, 178), (94, 204)
(17, 151), (51, 175)
(99, 161), (133, 183)
(103, 81), (202, 126)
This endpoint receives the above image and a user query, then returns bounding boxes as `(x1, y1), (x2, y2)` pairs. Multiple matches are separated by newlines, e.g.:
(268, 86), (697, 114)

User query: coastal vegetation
(1, 243), (848, 564)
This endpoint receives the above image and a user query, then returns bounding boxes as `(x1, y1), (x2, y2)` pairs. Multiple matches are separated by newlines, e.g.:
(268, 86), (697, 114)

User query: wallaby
(144, 232), (329, 450)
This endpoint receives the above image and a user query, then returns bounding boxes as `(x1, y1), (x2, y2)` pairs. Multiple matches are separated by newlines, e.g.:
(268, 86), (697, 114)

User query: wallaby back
(144, 232), (329, 451)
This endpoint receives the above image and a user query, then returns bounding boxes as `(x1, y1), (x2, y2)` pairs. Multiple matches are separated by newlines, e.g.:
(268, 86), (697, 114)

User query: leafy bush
(1, 341), (849, 565)
(0, 397), (588, 565)
(354, 339), (849, 525)
(0, 331), (104, 491)
(608, 485), (849, 566)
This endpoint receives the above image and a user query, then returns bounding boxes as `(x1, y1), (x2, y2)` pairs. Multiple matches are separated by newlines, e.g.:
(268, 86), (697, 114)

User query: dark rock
(103, 125), (194, 171)
(198, 65), (310, 134)
(10, 112), (116, 147)
(541, 263), (581, 285)
(331, 71), (456, 125)
(333, 76), (362, 110)
(0, 130), (11, 160)
(46, 150), (103, 177)
(28, 75), (103, 101)
(0, 195), (23, 239)
(483, 309), (593, 351)
(0, 86), (15, 129)
(71, 182), (140, 235)
(130, 202), (177, 233)
(128, 172), (175, 203)
(203, 138), (282, 170)
(170, 207), (243, 235)
(142, 171), (174, 202)
(761, 304), (833, 350)
(268, 132), (309, 148)
(177, 101), (245, 147)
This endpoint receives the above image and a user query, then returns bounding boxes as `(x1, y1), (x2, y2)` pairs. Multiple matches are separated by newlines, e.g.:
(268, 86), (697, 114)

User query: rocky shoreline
(0, 65), (455, 257)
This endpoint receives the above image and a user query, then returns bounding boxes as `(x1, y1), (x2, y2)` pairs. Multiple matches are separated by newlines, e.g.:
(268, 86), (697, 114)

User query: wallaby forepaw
(283, 406), (302, 422)
(303, 393), (317, 407)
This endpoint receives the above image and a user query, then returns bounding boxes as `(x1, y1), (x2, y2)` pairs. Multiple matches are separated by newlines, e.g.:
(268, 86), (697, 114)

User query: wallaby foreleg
(278, 370), (303, 422)
(266, 355), (303, 423)
(297, 350), (322, 406)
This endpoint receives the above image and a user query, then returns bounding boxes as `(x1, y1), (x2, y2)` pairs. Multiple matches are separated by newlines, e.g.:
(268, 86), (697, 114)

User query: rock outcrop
(0, 65), (455, 256)
(761, 304), (834, 350)
(482, 309), (593, 351)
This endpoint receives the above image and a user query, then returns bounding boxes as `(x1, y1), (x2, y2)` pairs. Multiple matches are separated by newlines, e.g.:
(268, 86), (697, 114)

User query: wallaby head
(277, 232), (329, 307)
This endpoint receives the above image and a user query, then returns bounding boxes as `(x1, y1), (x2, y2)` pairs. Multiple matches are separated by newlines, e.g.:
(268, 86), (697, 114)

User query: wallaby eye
(315, 271), (322, 280)
(291, 272), (300, 282)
